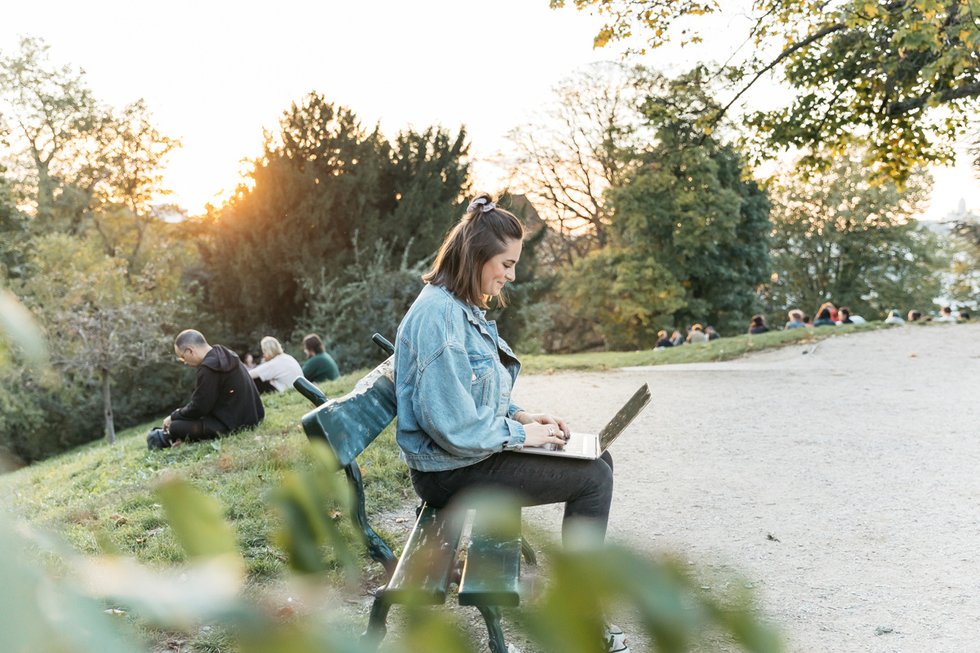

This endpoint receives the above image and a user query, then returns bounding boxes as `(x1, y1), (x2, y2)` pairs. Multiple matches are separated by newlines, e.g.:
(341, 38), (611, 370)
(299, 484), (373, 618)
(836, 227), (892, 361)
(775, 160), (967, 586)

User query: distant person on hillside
(935, 306), (957, 323)
(242, 352), (257, 370)
(149, 329), (264, 449)
(958, 310), (971, 321)
(802, 314), (813, 327)
(669, 330), (685, 346)
(907, 309), (922, 322)
(785, 309), (806, 329)
(249, 336), (304, 394)
(837, 306), (865, 324)
(748, 314), (770, 334)
(884, 310), (905, 325)
(301, 333), (341, 383)
(705, 325), (721, 341)
(654, 330), (673, 348)
(817, 301), (839, 323)
(813, 308), (836, 327)
(687, 323), (709, 344)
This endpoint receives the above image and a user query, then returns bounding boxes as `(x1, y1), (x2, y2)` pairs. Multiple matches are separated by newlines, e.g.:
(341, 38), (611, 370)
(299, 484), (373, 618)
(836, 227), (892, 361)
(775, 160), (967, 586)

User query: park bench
(293, 334), (534, 653)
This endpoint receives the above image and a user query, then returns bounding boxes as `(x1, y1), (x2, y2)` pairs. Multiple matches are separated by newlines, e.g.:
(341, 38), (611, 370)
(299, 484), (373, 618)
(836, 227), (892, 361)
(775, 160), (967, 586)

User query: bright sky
(2, 1), (977, 220)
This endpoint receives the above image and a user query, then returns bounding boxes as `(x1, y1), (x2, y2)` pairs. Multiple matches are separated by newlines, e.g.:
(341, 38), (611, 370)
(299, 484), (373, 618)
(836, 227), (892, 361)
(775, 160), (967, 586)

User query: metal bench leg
(476, 606), (508, 653)
(520, 536), (537, 566)
(361, 591), (391, 650)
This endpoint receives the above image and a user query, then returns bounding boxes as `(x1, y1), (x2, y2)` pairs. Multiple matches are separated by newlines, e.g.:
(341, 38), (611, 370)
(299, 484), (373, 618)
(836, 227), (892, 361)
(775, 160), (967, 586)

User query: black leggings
(410, 451), (614, 545)
(168, 415), (227, 442)
(253, 378), (277, 394)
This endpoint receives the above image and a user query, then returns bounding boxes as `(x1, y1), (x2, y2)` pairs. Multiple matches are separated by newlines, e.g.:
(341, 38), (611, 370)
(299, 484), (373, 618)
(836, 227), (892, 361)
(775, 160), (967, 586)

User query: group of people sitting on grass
(653, 324), (720, 348)
(649, 301), (971, 351)
(147, 330), (340, 450)
(778, 301), (867, 332)
(891, 305), (971, 324)
(246, 333), (340, 393)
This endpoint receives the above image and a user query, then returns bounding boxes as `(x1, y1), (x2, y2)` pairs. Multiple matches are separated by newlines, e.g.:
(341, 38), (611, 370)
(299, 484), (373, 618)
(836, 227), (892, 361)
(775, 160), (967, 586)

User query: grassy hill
(1, 372), (412, 577)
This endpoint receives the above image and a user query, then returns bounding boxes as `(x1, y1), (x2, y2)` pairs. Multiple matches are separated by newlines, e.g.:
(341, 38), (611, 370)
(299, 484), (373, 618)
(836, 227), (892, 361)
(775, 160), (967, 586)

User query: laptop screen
(597, 384), (652, 451)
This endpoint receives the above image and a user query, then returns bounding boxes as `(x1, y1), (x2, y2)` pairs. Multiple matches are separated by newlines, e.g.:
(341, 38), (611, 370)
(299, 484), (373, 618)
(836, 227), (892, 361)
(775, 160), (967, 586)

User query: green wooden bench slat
(383, 504), (466, 605)
(458, 506), (522, 607)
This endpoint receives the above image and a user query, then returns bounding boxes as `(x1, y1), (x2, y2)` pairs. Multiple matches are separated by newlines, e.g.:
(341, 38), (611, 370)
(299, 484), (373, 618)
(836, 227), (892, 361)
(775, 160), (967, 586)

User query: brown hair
(423, 193), (524, 307)
(303, 333), (324, 354)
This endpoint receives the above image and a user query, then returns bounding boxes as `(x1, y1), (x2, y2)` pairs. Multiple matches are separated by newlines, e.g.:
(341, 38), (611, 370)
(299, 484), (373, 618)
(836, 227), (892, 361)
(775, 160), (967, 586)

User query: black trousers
(168, 415), (227, 442)
(253, 378), (277, 394)
(410, 450), (614, 545)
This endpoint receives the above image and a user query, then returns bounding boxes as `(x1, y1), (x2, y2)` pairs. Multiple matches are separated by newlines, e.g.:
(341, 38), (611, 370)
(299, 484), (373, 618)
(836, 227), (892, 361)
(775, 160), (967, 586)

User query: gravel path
(510, 322), (980, 652)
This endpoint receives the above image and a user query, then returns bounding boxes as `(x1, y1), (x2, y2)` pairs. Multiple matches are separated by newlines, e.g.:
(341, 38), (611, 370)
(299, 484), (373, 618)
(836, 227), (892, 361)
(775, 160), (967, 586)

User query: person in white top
(883, 309), (905, 325)
(249, 336), (303, 393)
(935, 306), (957, 323)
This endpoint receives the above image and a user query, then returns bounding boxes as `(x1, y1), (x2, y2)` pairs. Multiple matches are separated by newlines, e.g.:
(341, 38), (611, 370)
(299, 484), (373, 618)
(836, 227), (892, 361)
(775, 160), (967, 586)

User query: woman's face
(480, 238), (522, 298)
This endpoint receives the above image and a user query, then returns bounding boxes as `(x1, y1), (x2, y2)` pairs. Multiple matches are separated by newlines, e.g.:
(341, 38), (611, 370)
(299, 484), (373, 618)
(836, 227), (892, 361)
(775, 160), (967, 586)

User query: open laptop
(518, 384), (651, 460)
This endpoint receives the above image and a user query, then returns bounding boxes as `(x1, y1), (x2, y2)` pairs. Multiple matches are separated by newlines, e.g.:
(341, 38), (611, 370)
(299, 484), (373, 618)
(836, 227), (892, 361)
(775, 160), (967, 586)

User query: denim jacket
(395, 283), (526, 471)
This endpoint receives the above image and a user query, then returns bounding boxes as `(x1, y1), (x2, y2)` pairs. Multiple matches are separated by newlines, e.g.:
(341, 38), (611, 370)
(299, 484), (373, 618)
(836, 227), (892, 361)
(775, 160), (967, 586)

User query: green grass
(521, 321), (892, 372)
(1, 371), (413, 579)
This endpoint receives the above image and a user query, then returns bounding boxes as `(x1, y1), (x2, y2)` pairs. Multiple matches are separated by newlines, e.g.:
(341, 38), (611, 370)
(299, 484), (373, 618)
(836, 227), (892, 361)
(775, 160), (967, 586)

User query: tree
(374, 126), (470, 264)
(88, 100), (180, 270)
(595, 71), (772, 340)
(560, 246), (687, 348)
(18, 235), (173, 444)
(0, 37), (178, 261)
(763, 151), (943, 318)
(507, 62), (650, 263)
(552, 0), (980, 183)
(0, 36), (101, 229)
(0, 166), (27, 279)
(293, 238), (426, 371)
(945, 214), (980, 311)
(200, 92), (469, 338)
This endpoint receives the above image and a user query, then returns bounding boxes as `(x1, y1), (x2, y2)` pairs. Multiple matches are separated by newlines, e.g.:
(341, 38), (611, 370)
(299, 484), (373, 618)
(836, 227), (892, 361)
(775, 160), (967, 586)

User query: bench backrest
(298, 357), (396, 466)
(294, 336), (399, 576)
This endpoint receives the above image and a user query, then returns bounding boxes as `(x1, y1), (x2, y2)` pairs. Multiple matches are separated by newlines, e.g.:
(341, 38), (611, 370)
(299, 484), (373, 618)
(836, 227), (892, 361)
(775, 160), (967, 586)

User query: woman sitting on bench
(393, 193), (629, 653)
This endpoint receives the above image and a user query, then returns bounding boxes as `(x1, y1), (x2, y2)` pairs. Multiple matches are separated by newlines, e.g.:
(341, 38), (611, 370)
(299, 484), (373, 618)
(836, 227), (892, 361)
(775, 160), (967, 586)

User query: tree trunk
(102, 368), (116, 444)
(35, 158), (55, 224)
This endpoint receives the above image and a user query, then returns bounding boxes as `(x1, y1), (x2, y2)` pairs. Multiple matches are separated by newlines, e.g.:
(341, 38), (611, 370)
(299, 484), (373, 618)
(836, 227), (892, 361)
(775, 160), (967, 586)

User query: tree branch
(886, 82), (980, 117)
(710, 21), (848, 131)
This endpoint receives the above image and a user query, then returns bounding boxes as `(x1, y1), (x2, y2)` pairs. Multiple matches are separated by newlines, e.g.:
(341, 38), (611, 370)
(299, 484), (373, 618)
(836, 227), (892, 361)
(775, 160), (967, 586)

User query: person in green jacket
(301, 333), (340, 382)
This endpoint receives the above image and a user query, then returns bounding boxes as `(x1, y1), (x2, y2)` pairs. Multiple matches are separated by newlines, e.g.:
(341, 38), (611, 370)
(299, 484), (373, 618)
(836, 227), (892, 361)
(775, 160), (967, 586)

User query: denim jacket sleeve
(414, 342), (526, 456)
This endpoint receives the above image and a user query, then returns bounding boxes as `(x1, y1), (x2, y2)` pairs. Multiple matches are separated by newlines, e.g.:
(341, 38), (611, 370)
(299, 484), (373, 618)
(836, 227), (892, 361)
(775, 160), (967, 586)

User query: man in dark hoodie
(148, 329), (265, 449)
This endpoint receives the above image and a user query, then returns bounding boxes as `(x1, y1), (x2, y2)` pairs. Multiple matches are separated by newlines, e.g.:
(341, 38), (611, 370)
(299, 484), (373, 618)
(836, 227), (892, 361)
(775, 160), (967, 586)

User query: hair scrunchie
(467, 197), (496, 214)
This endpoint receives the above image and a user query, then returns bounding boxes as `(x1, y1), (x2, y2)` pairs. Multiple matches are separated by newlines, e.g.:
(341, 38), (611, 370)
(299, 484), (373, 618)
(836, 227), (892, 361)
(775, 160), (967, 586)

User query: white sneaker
(605, 623), (629, 653)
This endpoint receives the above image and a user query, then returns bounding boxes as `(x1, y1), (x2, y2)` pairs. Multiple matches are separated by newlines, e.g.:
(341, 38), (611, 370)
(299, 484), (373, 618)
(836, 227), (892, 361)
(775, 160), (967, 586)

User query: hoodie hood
(200, 344), (242, 373)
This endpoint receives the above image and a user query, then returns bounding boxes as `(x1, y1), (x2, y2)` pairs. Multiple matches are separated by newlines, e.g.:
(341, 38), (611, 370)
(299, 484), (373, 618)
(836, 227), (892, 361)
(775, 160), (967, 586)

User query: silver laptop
(518, 384), (651, 460)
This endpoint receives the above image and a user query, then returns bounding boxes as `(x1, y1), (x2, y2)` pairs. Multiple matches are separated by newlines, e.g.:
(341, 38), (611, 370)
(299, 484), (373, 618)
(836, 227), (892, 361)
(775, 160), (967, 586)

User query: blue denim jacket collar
(454, 289), (519, 367)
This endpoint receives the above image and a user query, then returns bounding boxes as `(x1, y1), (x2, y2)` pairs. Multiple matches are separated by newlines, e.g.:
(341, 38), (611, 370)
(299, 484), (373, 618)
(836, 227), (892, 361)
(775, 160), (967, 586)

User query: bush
(295, 238), (426, 371)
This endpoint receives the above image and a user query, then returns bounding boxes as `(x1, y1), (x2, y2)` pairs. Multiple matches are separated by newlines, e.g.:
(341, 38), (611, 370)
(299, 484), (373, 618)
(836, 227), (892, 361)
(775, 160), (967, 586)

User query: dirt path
(511, 322), (980, 652)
